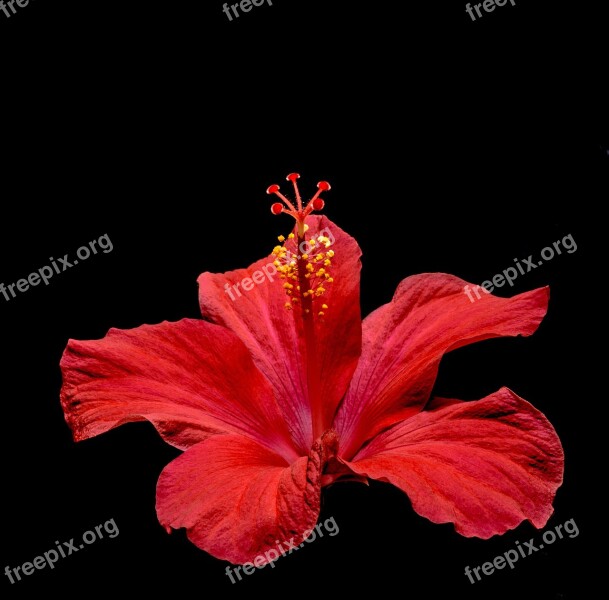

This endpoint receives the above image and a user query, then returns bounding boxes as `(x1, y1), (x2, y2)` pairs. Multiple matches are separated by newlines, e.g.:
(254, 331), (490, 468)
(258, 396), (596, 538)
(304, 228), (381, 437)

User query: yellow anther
(304, 224), (309, 232)
(327, 277), (334, 283)
(283, 283), (293, 289)
(306, 263), (314, 272)
(327, 250), (335, 258)
(318, 311), (325, 317)
(316, 269), (325, 277)
(324, 273), (331, 279)
(315, 253), (323, 261)
(292, 297), (299, 304)
(284, 302), (292, 310)
(288, 233), (295, 239)
(322, 304), (328, 309)
(309, 239), (316, 247)
(301, 253), (308, 260)
(277, 235), (285, 242)
(305, 273), (311, 279)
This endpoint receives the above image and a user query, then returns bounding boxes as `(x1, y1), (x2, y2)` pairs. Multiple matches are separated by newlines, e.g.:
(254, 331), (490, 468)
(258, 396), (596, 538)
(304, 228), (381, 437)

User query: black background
(1, 0), (606, 598)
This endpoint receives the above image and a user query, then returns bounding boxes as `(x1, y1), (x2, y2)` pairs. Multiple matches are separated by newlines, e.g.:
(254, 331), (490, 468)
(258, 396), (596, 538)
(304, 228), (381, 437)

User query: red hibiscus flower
(60, 174), (563, 565)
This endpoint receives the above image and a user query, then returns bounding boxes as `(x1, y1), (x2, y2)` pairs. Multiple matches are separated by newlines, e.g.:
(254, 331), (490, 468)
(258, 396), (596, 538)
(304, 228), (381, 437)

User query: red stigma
(265, 174), (331, 226)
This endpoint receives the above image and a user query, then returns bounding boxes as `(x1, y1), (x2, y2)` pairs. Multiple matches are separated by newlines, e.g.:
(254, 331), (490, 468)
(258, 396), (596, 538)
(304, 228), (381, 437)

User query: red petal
(156, 430), (338, 564)
(60, 319), (296, 459)
(198, 216), (362, 452)
(334, 273), (549, 458)
(344, 388), (564, 538)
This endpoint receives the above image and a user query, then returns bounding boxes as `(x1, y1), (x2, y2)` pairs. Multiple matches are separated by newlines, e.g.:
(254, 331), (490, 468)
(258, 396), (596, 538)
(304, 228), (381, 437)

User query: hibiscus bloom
(60, 174), (563, 565)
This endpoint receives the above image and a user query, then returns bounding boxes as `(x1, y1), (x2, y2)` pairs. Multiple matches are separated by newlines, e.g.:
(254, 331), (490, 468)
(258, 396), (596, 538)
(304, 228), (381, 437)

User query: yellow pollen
(269, 227), (337, 318)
